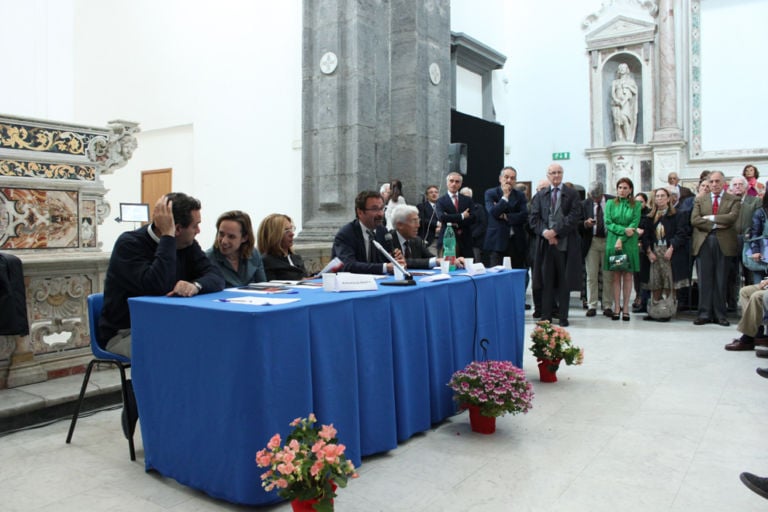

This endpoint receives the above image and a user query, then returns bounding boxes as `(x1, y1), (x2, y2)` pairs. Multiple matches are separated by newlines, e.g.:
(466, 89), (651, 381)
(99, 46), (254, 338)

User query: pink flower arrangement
(256, 414), (357, 511)
(447, 360), (534, 417)
(529, 320), (584, 367)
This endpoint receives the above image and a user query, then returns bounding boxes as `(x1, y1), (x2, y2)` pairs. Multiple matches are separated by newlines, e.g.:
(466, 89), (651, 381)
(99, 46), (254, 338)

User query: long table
(129, 269), (525, 505)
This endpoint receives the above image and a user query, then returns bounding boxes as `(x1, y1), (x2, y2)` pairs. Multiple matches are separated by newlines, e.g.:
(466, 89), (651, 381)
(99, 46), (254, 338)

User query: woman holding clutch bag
(604, 177), (642, 321)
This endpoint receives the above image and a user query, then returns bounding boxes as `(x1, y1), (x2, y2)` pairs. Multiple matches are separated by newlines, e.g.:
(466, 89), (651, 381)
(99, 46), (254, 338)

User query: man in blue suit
(483, 166), (529, 268)
(435, 172), (475, 257)
(332, 190), (405, 274)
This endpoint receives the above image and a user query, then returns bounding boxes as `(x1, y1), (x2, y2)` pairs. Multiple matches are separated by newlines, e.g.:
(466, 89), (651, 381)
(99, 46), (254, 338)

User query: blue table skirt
(129, 269), (525, 505)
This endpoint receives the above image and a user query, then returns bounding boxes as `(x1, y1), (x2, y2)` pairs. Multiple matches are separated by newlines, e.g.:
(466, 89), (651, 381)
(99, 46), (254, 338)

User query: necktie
(712, 194), (719, 215)
(596, 202), (605, 237)
(403, 240), (411, 259)
(366, 230), (376, 262)
(551, 187), (559, 210)
(453, 194), (459, 212)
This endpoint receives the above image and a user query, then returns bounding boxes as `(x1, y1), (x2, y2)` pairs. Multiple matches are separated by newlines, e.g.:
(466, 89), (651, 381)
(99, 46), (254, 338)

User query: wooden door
(141, 168), (172, 222)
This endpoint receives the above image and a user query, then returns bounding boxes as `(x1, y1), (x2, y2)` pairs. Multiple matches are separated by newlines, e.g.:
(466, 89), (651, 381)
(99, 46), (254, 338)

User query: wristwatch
(193, 282), (202, 292)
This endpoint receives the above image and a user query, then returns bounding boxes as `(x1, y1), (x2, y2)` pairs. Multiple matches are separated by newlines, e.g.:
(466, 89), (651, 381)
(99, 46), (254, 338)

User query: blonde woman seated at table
(257, 213), (309, 281)
(206, 210), (266, 287)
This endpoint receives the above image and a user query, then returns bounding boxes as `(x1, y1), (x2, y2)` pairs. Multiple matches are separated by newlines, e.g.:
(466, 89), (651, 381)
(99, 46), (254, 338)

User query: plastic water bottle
(443, 224), (456, 271)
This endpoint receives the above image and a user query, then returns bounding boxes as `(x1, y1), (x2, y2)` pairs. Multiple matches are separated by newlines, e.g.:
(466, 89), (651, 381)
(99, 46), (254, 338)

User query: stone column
(653, 0), (682, 141)
(300, 0), (450, 242)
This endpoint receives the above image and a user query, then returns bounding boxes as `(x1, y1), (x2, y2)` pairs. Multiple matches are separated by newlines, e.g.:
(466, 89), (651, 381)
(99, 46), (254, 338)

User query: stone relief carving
(86, 120), (140, 175)
(27, 276), (89, 352)
(612, 155), (633, 183)
(610, 63), (639, 143)
(582, 0), (658, 29)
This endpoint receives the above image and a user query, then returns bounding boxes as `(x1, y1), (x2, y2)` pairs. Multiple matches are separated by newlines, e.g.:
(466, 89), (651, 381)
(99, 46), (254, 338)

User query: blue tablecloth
(129, 269), (525, 505)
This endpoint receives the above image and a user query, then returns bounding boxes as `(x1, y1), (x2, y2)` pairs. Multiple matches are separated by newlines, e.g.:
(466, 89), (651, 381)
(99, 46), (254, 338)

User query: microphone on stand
(372, 239), (415, 286)
(383, 232), (395, 253)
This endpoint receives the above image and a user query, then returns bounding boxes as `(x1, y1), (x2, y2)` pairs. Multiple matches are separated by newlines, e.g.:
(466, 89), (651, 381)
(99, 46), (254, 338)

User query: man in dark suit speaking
(389, 204), (464, 269)
(332, 190), (405, 274)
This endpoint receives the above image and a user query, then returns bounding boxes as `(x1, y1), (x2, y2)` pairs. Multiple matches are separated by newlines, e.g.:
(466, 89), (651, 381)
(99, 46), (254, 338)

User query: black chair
(66, 293), (135, 460)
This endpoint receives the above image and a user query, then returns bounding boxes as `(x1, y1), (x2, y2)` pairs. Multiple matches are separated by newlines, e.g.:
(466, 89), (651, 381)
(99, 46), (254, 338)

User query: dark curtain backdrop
(450, 110), (505, 204)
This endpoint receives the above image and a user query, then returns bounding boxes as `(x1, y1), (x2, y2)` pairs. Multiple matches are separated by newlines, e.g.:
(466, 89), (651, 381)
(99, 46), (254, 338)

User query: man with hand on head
(100, 192), (225, 358)
(99, 192), (224, 441)
(389, 204), (464, 269)
(332, 190), (406, 274)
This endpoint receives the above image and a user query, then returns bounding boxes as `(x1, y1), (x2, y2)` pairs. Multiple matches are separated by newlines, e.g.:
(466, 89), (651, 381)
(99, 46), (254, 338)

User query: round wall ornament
(429, 62), (441, 85)
(320, 52), (338, 74)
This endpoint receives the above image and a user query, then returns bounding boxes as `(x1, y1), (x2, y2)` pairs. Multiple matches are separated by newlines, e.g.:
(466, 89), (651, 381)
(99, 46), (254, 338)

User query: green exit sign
(552, 152), (570, 160)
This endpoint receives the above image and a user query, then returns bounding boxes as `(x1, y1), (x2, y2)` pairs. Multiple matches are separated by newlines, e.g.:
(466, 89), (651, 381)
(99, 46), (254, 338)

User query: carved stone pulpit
(0, 115), (139, 388)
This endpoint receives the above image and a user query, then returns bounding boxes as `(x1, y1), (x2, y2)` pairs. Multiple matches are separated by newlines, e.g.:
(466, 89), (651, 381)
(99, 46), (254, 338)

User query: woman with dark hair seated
(257, 213), (309, 281)
(206, 210), (266, 287)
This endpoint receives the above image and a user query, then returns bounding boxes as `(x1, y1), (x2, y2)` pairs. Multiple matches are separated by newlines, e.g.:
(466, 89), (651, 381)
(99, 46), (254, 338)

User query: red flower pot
(291, 496), (331, 512)
(290, 481), (337, 511)
(467, 404), (496, 434)
(537, 359), (561, 383)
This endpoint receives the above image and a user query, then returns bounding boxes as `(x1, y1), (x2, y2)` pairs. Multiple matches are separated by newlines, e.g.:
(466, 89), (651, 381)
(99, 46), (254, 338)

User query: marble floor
(2, 303), (768, 511)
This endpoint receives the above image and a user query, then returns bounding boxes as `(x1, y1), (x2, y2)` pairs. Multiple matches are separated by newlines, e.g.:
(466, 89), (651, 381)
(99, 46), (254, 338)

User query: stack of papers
(217, 296), (300, 306)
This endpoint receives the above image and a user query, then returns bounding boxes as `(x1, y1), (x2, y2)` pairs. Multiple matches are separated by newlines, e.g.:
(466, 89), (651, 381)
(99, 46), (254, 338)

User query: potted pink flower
(529, 320), (584, 382)
(256, 414), (358, 512)
(447, 360), (534, 433)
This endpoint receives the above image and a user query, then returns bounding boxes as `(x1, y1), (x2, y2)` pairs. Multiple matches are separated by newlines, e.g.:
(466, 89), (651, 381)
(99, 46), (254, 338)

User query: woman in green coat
(604, 177), (642, 320)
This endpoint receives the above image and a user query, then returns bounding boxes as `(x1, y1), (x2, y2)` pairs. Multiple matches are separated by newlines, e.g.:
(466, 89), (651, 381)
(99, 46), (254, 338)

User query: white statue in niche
(610, 63), (638, 143)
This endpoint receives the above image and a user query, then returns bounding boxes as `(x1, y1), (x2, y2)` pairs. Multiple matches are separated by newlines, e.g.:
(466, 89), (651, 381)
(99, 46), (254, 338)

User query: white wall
(451, 0), (592, 187)
(72, 0), (303, 251)
(0, 0), (74, 120)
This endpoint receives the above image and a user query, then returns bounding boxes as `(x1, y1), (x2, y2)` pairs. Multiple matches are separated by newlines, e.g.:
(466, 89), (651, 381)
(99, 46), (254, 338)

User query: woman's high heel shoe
(612, 309), (621, 321)
(622, 312), (630, 321)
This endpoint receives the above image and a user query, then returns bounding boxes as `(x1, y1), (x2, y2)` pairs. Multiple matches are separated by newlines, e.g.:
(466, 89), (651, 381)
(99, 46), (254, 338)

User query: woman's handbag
(608, 250), (630, 271)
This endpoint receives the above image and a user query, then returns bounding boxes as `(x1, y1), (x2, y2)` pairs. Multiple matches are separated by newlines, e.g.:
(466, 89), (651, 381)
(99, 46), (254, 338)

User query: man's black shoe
(693, 317), (710, 325)
(756, 368), (768, 379)
(559, 319), (569, 327)
(532, 310), (541, 318)
(740, 472), (768, 500)
(603, 308), (614, 317)
(586, 309), (597, 317)
(525, 304), (532, 310)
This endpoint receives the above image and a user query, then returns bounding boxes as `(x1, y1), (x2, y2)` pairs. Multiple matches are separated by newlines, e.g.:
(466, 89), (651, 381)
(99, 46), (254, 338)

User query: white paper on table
(420, 273), (451, 282)
(216, 296), (300, 306)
